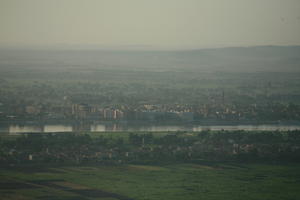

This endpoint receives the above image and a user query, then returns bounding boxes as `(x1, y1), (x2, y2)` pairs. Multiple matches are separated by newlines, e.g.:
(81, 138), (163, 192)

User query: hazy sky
(0, 0), (300, 49)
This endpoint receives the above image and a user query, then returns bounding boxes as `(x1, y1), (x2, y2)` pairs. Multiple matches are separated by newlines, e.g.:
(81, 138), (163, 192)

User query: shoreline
(1, 119), (300, 126)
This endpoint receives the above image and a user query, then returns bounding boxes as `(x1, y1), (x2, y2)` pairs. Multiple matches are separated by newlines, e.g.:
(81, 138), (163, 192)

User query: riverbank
(1, 119), (300, 126)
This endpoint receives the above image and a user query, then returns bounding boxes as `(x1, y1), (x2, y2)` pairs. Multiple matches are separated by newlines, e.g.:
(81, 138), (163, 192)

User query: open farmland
(1, 163), (300, 200)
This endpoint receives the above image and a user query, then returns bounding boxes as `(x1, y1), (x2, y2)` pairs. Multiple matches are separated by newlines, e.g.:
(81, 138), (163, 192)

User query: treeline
(0, 130), (300, 165)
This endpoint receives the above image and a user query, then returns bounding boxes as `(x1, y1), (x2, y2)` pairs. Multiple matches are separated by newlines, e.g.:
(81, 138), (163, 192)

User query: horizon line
(1, 44), (300, 51)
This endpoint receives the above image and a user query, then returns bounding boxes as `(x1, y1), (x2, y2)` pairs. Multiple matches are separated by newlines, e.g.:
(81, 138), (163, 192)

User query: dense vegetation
(1, 130), (300, 165)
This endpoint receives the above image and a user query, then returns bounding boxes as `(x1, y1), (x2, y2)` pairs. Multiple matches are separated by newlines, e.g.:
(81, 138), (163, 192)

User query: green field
(1, 162), (300, 200)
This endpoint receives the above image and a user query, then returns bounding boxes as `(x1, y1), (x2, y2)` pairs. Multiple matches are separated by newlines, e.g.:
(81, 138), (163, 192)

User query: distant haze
(0, 0), (300, 49)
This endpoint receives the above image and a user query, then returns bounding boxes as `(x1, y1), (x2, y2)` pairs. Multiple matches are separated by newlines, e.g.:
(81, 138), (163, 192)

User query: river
(0, 123), (300, 134)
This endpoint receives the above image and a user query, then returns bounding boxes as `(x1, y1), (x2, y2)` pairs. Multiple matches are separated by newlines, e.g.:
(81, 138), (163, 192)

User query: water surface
(1, 123), (300, 134)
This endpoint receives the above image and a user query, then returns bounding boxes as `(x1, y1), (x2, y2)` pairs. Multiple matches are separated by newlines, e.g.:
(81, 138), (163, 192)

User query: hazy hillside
(0, 46), (299, 74)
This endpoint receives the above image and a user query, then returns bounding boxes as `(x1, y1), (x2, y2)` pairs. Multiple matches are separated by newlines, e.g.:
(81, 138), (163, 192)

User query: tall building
(72, 103), (91, 119)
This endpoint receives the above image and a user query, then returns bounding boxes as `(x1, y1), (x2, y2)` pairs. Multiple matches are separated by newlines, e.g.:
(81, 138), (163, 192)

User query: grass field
(1, 162), (300, 200)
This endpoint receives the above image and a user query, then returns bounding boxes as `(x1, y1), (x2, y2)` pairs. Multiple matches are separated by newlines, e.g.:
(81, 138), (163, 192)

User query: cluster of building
(71, 103), (124, 120)
(1, 100), (299, 122)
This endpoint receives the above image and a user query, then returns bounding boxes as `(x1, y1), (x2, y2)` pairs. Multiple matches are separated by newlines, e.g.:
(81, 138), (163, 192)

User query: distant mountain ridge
(0, 45), (299, 73)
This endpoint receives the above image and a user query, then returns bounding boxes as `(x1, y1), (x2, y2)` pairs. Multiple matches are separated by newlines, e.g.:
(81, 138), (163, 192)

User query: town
(1, 1), (300, 199)
(1, 100), (300, 123)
